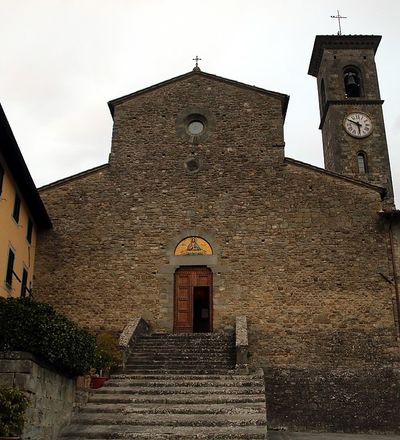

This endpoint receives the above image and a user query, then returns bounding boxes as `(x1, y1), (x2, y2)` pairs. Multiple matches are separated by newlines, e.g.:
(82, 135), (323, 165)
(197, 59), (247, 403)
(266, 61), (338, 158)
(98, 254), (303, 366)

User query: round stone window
(176, 107), (215, 143)
(187, 120), (204, 135)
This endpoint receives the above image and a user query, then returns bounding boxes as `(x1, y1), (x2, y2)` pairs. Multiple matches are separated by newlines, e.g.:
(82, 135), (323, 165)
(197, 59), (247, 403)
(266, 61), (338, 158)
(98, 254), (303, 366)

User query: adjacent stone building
(34, 35), (400, 432)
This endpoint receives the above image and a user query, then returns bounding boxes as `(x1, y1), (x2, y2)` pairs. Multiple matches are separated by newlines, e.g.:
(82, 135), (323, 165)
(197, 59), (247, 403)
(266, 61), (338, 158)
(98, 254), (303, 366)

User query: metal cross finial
(331, 10), (347, 35)
(193, 56), (202, 71)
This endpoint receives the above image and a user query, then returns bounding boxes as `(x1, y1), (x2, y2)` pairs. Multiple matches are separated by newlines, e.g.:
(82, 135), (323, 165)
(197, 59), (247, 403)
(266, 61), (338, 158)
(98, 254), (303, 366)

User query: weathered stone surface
(269, 433), (400, 440)
(0, 352), (76, 440)
(32, 71), (400, 432)
(119, 317), (148, 349)
(264, 366), (400, 433)
(60, 333), (267, 439)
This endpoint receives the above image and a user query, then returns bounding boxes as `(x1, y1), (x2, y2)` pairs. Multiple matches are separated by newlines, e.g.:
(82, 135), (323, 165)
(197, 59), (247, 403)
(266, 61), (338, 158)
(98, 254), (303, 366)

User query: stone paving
(269, 432), (400, 440)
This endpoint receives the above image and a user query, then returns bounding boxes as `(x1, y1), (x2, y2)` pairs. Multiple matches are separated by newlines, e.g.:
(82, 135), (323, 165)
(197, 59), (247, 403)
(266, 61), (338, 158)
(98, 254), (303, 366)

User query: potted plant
(90, 332), (122, 389)
(0, 386), (30, 440)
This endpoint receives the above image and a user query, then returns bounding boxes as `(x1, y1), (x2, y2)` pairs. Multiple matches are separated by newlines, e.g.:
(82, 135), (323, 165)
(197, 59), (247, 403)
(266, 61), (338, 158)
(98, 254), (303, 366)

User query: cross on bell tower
(330, 10), (347, 35)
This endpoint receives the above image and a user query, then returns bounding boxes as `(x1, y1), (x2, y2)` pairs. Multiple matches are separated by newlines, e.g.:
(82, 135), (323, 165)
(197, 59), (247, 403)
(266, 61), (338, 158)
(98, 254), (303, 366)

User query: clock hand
(346, 118), (361, 127)
(347, 119), (363, 134)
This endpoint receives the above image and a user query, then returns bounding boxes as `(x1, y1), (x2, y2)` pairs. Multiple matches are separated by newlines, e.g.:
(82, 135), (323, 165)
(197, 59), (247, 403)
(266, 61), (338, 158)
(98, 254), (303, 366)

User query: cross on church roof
(193, 56), (202, 71)
(330, 10), (347, 35)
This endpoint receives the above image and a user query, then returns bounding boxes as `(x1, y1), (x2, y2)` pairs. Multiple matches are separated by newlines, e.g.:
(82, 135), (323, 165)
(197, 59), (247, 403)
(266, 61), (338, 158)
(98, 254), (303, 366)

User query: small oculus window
(188, 120), (204, 135)
(185, 157), (200, 173)
(176, 107), (214, 143)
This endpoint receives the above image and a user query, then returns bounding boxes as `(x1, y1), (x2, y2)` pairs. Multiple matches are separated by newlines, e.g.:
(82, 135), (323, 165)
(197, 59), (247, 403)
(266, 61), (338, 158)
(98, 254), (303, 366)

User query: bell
(345, 72), (360, 97)
(345, 73), (357, 86)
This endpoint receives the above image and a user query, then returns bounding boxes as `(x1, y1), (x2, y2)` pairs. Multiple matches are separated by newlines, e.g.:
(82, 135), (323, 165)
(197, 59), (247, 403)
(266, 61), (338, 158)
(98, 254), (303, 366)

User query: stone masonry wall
(33, 73), (400, 431)
(0, 351), (76, 440)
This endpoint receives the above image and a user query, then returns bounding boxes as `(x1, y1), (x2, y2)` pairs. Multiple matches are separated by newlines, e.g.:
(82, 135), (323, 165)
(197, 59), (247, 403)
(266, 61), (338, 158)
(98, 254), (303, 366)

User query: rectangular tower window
(357, 152), (368, 174)
(0, 162), (4, 196)
(12, 193), (21, 223)
(27, 218), (33, 244)
(5, 248), (15, 287)
(20, 268), (28, 297)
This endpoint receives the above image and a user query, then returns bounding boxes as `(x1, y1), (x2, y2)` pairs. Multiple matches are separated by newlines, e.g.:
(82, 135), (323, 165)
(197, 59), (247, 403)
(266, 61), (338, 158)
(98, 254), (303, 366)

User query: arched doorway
(174, 266), (213, 333)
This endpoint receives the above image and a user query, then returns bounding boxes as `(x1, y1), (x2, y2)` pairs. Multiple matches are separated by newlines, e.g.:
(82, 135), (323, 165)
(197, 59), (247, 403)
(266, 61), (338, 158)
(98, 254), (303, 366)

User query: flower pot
(90, 376), (108, 389)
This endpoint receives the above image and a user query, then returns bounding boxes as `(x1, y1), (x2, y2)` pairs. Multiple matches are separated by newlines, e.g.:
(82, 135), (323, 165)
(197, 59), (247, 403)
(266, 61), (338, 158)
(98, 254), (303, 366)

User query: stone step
(125, 362), (234, 368)
(71, 412), (267, 427)
(122, 370), (236, 375)
(125, 360), (234, 365)
(134, 341), (233, 347)
(123, 364), (235, 369)
(128, 352), (234, 358)
(89, 393), (266, 405)
(105, 378), (264, 388)
(93, 386), (264, 395)
(134, 342), (233, 347)
(59, 333), (266, 440)
(126, 359), (234, 365)
(111, 373), (262, 380)
(60, 424), (267, 439)
(134, 340), (234, 345)
(81, 402), (266, 415)
(142, 333), (232, 339)
(136, 335), (235, 344)
(128, 356), (234, 361)
(130, 348), (234, 354)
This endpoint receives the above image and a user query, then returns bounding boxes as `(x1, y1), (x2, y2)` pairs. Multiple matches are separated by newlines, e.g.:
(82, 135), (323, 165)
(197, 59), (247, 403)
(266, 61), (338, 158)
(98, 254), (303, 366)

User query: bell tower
(308, 35), (394, 204)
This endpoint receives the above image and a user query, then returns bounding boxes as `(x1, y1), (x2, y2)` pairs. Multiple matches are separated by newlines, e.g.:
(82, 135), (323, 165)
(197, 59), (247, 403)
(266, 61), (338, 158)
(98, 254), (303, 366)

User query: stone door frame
(158, 229), (224, 332)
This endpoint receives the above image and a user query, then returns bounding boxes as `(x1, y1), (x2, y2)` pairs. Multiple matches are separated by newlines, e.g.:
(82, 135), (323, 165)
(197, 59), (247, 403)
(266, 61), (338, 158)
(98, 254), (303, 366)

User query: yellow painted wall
(0, 156), (37, 298)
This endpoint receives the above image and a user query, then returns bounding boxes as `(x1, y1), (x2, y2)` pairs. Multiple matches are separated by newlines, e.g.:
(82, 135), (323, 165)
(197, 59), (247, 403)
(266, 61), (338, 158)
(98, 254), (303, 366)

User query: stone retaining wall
(0, 351), (76, 440)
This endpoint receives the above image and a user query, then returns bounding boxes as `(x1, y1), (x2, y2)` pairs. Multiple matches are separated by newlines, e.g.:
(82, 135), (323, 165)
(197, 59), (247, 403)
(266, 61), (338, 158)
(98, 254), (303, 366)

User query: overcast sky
(1, 0), (399, 205)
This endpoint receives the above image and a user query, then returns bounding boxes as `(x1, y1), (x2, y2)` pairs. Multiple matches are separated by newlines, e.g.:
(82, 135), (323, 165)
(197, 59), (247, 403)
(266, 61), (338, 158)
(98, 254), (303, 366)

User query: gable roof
(0, 104), (52, 229)
(108, 69), (289, 120)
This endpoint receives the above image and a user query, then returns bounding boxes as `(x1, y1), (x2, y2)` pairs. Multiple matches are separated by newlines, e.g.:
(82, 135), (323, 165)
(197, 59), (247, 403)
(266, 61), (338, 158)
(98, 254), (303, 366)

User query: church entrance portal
(174, 267), (212, 333)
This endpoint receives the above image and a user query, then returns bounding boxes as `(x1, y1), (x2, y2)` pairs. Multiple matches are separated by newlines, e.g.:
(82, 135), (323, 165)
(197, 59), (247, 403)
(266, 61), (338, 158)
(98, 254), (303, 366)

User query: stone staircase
(60, 333), (267, 439)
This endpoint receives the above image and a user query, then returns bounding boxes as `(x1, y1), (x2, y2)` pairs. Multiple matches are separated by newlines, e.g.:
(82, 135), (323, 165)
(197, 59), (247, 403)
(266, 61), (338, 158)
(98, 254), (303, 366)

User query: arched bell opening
(344, 66), (363, 98)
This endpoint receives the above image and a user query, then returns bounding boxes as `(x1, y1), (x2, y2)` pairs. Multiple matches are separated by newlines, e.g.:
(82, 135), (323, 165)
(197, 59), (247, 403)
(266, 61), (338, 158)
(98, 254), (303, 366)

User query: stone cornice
(319, 99), (384, 129)
(308, 35), (381, 77)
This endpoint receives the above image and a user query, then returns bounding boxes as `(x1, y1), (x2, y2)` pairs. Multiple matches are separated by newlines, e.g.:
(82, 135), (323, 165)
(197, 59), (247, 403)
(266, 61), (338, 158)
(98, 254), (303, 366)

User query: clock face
(343, 112), (373, 138)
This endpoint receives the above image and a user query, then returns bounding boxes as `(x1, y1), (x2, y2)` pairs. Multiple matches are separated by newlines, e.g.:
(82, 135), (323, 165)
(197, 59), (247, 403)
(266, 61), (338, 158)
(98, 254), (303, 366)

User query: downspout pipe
(388, 220), (400, 339)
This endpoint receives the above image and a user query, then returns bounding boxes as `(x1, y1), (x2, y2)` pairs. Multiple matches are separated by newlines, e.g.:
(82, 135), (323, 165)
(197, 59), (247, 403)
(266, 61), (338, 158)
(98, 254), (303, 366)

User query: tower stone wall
(309, 36), (394, 203)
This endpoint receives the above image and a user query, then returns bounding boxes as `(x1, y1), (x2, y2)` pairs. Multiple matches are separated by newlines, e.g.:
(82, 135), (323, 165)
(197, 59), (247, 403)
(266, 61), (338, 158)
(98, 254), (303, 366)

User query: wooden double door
(174, 266), (213, 333)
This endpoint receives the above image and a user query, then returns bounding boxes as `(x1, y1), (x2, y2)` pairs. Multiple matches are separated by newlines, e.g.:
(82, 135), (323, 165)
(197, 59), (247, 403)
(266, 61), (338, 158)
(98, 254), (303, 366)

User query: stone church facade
(34, 35), (400, 432)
